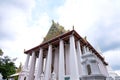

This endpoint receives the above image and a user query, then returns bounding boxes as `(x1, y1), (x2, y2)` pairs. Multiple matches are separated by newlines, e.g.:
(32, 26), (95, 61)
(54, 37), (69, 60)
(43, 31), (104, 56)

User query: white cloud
(15, 13), (51, 66)
(1, 0), (120, 70)
(0, 0), (51, 67)
(57, 0), (100, 35)
(103, 49), (120, 70)
(56, 0), (120, 70)
(56, 0), (120, 36)
(1, 12), (51, 66)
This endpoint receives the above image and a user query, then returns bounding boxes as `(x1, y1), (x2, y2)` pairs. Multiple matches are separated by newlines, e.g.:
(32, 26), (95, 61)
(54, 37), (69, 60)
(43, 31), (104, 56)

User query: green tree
(0, 56), (17, 79)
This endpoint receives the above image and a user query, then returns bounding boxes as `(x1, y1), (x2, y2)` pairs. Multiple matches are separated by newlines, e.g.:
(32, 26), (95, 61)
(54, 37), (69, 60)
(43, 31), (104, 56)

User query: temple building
(18, 21), (111, 80)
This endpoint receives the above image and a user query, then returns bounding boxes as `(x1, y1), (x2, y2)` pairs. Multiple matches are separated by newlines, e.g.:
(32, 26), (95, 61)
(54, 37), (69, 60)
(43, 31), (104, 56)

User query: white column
(86, 47), (89, 52)
(76, 41), (83, 76)
(54, 48), (59, 79)
(27, 51), (36, 80)
(35, 48), (43, 80)
(58, 39), (65, 80)
(19, 54), (30, 80)
(24, 54), (30, 69)
(44, 44), (52, 80)
(83, 46), (87, 54)
(69, 35), (79, 80)
(65, 44), (70, 75)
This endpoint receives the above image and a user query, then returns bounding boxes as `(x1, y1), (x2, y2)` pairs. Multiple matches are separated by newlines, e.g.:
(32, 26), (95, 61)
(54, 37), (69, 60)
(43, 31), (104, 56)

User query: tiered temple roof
(43, 20), (67, 42)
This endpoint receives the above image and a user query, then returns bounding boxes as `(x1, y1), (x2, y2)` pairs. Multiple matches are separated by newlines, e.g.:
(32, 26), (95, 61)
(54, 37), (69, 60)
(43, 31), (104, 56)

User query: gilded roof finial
(52, 20), (55, 24)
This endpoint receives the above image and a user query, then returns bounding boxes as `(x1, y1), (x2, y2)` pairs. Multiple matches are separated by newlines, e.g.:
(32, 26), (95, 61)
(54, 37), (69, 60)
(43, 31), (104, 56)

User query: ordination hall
(19, 21), (111, 80)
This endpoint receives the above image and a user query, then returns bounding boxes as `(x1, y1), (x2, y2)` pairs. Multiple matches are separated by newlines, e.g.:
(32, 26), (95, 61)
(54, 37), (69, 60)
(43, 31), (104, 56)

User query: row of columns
(21, 35), (83, 80)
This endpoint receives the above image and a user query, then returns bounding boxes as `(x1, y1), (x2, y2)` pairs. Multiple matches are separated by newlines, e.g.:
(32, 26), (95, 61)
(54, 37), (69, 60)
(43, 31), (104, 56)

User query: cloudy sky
(0, 0), (120, 70)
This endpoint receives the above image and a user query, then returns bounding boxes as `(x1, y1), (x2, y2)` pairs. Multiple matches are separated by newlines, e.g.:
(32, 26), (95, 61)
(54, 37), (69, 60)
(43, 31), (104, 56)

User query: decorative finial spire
(52, 20), (55, 24)
(84, 36), (87, 43)
(73, 25), (74, 30)
(84, 36), (87, 41)
(24, 49), (26, 52)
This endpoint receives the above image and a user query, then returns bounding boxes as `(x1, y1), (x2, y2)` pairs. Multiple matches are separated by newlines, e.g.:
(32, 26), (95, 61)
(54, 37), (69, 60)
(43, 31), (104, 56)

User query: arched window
(87, 64), (91, 75)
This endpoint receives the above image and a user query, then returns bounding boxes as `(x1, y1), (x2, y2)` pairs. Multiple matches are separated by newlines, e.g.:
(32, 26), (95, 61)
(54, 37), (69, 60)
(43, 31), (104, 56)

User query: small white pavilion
(19, 21), (110, 80)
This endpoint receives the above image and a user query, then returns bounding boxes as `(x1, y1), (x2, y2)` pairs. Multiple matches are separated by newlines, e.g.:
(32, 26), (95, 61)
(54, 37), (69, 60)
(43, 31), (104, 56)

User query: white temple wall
(82, 63), (87, 75)
(88, 51), (101, 75)
(97, 57), (109, 77)
(90, 62), (100, 74)
(98, 58), (105, 74)
(90, 51), (109, 77)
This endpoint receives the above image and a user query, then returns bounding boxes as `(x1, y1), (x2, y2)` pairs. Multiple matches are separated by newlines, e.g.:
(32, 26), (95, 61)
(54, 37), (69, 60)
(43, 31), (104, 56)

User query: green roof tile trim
(43, 20), (67, 42)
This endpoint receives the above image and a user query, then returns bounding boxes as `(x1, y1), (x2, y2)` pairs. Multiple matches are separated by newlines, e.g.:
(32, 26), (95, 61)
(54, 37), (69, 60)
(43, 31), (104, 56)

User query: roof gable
(43, 20), (67, 42)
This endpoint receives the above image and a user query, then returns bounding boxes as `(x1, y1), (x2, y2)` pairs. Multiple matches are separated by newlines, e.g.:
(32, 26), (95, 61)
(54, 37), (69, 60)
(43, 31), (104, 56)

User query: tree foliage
(0, 56), (17, 79)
